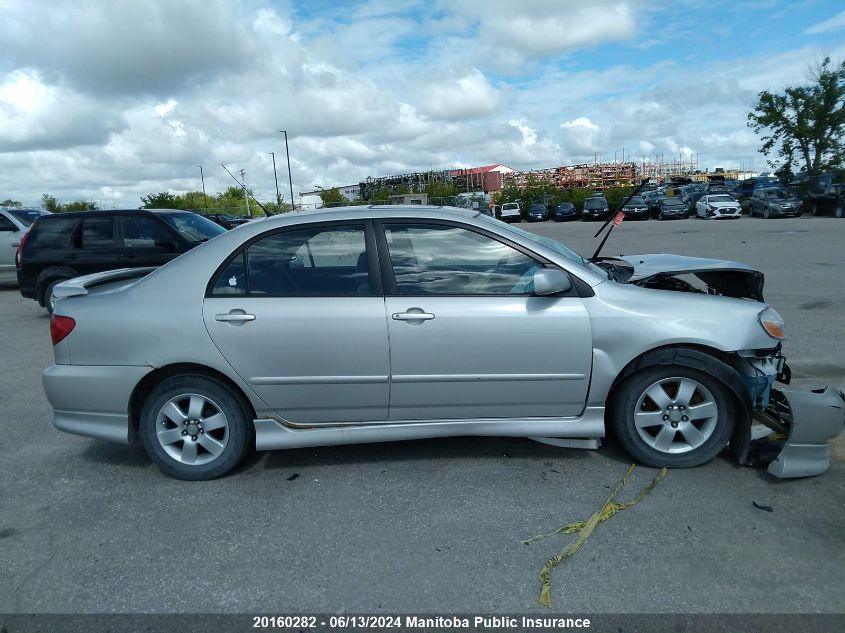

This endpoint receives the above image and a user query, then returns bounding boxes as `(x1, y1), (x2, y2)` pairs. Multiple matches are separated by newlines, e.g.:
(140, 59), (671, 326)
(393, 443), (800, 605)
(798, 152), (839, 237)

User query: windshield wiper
(589, 179), (649, 263)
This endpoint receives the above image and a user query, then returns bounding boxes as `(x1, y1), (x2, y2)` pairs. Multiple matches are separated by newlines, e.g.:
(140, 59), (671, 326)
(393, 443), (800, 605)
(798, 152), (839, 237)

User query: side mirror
(533, 268), (572, 296)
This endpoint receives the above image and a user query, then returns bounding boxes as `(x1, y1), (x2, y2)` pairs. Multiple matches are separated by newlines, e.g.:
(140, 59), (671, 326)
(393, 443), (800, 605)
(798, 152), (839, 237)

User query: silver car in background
(0, 207), (49, 284)
(43, 206), (844, 480)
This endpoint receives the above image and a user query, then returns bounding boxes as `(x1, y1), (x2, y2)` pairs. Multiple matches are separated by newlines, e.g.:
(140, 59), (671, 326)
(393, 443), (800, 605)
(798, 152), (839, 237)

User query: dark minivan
(17, 209), (225, 312)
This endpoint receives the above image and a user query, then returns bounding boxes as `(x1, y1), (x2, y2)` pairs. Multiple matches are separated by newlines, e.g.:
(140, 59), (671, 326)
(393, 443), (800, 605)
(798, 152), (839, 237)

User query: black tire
(611, 365), (735, 469)
(836, 205), (844, 219)
(44, 278), (68, 315)
(762, 207), (771, 219)
(139, 375), (253, 480)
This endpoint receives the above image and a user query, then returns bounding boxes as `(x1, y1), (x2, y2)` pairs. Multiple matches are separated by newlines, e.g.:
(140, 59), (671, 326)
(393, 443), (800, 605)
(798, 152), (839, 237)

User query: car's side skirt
(253, 407), (606, 451)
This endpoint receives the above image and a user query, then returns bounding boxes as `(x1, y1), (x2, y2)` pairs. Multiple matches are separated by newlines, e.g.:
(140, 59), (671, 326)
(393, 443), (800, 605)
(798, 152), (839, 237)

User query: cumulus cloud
(2, 0), (255, 96)
(0, 0), (844, 206)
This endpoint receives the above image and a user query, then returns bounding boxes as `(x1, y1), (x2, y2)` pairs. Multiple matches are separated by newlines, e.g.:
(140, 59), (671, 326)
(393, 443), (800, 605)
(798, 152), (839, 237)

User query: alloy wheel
(155, 393), (230, 465)
(633, 377), (719, 454)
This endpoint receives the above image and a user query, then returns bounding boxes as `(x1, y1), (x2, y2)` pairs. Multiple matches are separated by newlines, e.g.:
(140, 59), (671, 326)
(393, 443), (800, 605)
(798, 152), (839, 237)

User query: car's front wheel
(139, 375), (252, 480)
(611, 366), (734, 469)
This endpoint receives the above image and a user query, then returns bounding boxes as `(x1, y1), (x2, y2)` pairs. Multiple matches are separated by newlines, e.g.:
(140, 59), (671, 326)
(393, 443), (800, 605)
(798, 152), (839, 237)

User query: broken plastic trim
(744, 387), (845, 478)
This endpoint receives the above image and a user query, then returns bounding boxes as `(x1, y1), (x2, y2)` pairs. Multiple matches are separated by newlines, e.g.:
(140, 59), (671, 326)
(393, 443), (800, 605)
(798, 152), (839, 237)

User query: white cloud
(803, 9), (845, 34)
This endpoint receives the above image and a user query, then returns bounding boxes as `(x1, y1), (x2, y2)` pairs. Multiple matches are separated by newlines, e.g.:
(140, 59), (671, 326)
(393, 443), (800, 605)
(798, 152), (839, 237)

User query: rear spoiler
(52, 267), (157, 300)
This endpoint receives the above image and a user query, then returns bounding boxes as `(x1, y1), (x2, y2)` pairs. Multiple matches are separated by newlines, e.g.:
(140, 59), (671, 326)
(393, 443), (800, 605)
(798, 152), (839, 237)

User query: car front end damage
(727, 349), (845, 477)
(607, 254), (845, 477)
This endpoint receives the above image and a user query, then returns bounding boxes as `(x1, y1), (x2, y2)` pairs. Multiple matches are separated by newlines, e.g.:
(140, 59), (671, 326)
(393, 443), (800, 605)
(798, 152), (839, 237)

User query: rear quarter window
(26, 218), (79, 250)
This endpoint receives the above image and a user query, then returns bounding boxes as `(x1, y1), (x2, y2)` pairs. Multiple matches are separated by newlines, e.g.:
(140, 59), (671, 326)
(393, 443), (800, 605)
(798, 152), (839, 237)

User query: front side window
(159, 213), (225, 243)
(384, 223), (542, 295)
(120, 216), (173, 248)
(211, 224), (369, 297)
(0, 215), (16, 231)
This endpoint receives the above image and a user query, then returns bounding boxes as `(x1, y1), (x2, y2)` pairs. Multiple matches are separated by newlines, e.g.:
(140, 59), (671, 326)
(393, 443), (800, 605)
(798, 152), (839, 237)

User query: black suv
(17, 209), (225, 311)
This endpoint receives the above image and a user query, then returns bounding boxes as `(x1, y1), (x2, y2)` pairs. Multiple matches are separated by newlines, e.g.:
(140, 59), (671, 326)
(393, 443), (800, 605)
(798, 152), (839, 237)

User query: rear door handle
(214, 312), (256, 322)
(392, 310), (435, 321)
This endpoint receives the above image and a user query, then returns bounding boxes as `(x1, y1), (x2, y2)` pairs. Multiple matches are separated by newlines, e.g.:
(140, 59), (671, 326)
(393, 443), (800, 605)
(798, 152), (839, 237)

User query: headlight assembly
(759, 307), (787, 340)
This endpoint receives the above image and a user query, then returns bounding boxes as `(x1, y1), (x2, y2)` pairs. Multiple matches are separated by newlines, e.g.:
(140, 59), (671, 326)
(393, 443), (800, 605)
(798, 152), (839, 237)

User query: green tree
(748, 57), (845, 177)
(63, 200), (99, 212)
(42, 194), (60, 212)
(1, 199), (22, 207)
(140, 192), (178, 209)
(603, 186), (634, 211)
(318, 187), (346, 207)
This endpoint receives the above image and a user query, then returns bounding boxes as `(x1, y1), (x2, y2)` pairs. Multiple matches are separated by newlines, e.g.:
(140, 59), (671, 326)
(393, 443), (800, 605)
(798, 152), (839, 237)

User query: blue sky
(1, 0), (844, 206)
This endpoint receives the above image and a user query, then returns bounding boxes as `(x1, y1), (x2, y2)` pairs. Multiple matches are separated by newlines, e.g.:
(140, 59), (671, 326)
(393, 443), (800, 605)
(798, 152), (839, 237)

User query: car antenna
(589, 179), (649, 263)
(221, 164), (272, 217)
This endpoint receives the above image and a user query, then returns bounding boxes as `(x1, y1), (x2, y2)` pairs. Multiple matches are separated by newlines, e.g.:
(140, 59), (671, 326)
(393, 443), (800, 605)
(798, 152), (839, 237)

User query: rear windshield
(27, 217), (79, 249)
(7, 209), (48, 226)
(158, 213), (226, 243)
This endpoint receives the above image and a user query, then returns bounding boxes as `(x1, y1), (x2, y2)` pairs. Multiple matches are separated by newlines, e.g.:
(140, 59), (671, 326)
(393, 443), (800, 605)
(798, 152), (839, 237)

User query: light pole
(197, 165), (208, 212)
(280, 130), (294, 211)
(268, 152), (281, 212)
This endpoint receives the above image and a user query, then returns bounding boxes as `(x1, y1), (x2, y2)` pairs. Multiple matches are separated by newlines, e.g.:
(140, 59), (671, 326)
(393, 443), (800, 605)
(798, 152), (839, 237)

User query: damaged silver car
(43, 206), (844, 480)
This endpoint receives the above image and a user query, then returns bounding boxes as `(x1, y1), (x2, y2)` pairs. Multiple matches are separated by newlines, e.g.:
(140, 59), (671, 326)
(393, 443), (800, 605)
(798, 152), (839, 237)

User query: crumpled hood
(616, 254), (765, 301)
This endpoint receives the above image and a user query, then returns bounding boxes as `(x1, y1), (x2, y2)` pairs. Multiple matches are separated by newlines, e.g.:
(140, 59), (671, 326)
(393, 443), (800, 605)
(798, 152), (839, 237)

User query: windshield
(626, 196), (645, 205)
(709, 195), (734, 203)
(768, 189), (792, 199)
(663, 199), (686, 207)
(7, 209), (48, 226)
(585, 198), (607, 209)
(159, 212), (226, 242)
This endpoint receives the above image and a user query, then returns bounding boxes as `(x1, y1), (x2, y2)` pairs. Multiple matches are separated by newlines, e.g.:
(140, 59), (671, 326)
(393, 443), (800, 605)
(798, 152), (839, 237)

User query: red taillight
(15, 230), (29, 269)
(50, 315), (76, 345)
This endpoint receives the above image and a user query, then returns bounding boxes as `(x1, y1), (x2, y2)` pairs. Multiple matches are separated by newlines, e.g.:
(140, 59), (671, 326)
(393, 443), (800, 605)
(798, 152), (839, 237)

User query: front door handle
(214, 312), (256, 323)
(392, 309), (435, 322)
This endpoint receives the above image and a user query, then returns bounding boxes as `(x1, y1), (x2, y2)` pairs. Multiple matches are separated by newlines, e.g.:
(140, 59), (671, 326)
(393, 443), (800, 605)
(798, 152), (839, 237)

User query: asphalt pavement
(0, 215), (843, 616)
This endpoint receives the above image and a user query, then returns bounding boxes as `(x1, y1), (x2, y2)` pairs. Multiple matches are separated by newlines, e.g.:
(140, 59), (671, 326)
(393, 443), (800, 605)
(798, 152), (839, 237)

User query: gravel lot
(1, 215), (843, 616)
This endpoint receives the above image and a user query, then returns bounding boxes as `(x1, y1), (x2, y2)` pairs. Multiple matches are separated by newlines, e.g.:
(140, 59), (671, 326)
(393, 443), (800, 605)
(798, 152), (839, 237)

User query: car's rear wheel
(139, 375), (252, 480)
(611, 366), (734, 469)
(44, 278), (69, 315)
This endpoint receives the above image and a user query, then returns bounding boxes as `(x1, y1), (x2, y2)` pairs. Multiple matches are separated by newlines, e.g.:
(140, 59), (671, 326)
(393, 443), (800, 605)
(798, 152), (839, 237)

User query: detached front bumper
(754, 387), (845, 478)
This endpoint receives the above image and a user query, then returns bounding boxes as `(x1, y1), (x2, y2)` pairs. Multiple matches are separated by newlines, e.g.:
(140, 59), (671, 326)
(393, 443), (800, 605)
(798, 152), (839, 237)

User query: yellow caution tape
(524, 464), (668, 608)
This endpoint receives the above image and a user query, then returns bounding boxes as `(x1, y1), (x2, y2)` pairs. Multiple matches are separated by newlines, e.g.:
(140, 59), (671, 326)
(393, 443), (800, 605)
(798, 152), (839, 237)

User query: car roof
(34, 208), (196, 221)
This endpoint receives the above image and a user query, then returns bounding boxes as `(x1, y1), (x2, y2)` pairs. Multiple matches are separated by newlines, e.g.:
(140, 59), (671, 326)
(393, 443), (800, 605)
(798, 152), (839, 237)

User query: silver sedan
(43, 206), (844, 479)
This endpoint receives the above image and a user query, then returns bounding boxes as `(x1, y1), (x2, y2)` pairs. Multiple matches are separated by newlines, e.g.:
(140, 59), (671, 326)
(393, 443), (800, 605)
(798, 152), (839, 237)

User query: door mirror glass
(533, 268), (572, 295)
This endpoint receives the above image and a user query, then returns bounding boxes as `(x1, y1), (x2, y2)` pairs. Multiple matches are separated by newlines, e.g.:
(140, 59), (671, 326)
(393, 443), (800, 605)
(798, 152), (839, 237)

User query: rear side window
(0, 215), (15, 231)
(81, 217), (115, 248)
(26, 218), (79, 250)
(210, 224), (369, 297)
